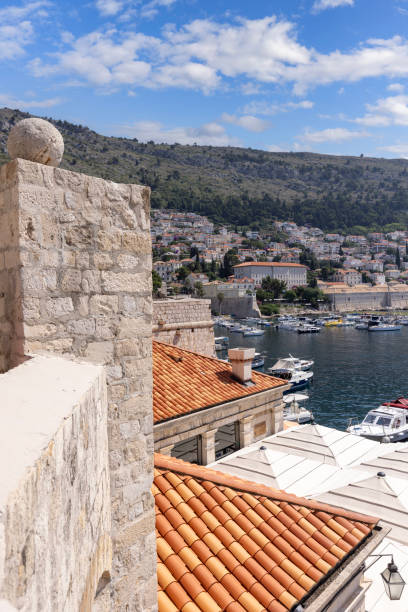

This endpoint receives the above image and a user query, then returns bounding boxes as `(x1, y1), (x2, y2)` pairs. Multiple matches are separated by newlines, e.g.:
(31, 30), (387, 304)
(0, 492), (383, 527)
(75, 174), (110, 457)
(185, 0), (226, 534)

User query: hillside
(1, 107), (408, 232)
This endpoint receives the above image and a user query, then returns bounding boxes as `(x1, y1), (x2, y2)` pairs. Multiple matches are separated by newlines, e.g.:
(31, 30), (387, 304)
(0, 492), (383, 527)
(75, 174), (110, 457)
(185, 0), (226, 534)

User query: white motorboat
(252, 353), (265, 369)
(243, 328), (265, 337)
(273, 356), (314, 372)
(368, 324), (401, 332)
(283, 393), (313, 424)
(348, 397), (408, 442)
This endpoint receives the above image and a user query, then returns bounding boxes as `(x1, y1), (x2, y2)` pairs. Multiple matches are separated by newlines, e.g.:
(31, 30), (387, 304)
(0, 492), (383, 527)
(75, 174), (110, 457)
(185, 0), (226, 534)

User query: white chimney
(228, 347), (255, 384)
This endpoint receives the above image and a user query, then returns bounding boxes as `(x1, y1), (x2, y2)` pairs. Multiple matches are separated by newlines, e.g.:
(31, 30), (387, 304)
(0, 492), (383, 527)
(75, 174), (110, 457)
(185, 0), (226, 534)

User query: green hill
(1, 107), (408, 232)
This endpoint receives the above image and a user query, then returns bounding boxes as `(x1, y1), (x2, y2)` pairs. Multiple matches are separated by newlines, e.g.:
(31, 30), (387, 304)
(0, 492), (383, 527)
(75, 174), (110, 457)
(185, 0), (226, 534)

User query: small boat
(355, 323), (368, 330)
(283, 393), (313, 424)
(368, 324), (401, 332)
(230, 324), (244, 333)
(297, 324), (320, 334)
(215, 336), (229, 346)
(252, 353), (265, 369)
(243, 328), (265, 337)
(271, 356), (314, 372)
(268, 368), (313, 392)
(348, 398), (408, 442)
(324, 319), (342, 327)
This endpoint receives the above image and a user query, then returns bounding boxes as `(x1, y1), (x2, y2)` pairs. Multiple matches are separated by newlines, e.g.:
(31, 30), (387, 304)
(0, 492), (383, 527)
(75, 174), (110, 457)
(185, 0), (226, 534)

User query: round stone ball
(7, 118), (64, 167)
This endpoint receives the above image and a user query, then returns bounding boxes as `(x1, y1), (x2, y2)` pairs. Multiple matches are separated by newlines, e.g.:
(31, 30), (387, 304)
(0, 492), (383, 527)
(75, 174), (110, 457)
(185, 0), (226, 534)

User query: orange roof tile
(153, 342), (286, 424)
(154, 454), (380, 612)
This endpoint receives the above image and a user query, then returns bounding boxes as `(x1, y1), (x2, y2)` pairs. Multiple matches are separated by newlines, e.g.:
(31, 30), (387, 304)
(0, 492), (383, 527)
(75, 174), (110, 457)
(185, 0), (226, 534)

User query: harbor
(215, 315), (408, 432)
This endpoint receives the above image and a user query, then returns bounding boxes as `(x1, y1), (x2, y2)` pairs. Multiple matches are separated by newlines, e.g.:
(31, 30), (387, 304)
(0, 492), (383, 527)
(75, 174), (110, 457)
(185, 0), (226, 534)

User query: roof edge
(154, 453), (380, 525)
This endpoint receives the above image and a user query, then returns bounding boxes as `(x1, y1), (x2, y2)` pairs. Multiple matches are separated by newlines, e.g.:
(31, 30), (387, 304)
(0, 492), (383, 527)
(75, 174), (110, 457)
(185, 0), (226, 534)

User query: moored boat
(348, 397), (408, 442)
(251, 353), (265, 369)
(243, 328), (265, 337)
(368, 324), (401, 331)
(283, 393), (313, 424)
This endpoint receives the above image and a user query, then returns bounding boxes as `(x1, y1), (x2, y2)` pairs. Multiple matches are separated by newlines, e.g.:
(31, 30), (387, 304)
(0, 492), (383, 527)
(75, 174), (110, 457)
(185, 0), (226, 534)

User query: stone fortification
(324, 283), (408, 312)
(211, 294), (261, 318)
(0, 356), (110, 611)
(152, 297), (214, 356)
(0, 122), (157, 611)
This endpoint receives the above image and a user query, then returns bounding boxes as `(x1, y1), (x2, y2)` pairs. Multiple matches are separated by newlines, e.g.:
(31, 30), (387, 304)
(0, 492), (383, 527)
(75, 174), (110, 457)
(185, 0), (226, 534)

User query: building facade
(234, 262), (307, 288)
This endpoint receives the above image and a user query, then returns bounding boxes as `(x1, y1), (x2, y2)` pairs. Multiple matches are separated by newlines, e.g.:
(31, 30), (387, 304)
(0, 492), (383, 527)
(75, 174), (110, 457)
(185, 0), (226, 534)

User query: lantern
(381, 561), (406, 600)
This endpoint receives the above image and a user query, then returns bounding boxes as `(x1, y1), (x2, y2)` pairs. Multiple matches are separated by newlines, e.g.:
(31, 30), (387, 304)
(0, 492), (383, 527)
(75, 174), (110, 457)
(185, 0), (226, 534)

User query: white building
(153, 259), (182, 282)
(332, 268), (362, 286)
(233, 262), (307, 288)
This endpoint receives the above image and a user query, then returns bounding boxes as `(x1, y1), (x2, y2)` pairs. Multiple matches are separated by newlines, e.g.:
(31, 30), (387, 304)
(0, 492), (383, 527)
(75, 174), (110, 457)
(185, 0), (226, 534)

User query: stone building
(234, 262), (307, 288)
(152, 297), (214, 356)
(153, 342), (288, 463)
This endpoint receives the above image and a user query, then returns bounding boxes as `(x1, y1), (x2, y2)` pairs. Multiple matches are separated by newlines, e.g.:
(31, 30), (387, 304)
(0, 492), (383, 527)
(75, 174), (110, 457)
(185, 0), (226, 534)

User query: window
(363, 414), (376, 424)
(172, 436), (199, 464)
(376, 416), (391, 427)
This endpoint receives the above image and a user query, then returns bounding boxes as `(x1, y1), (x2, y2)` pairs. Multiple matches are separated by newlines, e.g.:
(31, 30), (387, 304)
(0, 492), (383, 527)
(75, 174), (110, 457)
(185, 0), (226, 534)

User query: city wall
(0, 156), (157, 610)
(0, 356), (111, 612)
(152, 297), (214, 356)
(325, 284), (408, 312)
(211, 294), (261, 318)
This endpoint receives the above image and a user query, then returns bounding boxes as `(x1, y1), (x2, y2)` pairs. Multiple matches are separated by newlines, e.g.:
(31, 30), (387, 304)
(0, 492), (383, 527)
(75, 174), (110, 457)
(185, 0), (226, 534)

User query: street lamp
(366, 554), (406, 601)
(381, 561), (406, 601)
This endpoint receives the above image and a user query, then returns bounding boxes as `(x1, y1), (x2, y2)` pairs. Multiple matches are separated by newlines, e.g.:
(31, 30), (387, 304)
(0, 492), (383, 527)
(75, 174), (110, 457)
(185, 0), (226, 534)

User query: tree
(261, 276), (287, 298)
(194, 281), (204, 298)
(396, 248), (401, 270)
(284, 289), (296, 302)
(176, 266), (189, 282)
(217, 292), (225, 315)
(220, 249), (239, 278)
(152, 270), (162, 295)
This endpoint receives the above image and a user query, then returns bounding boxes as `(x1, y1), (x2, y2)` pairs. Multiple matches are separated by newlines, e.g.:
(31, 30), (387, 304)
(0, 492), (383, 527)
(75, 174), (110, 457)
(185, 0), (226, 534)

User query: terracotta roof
(234, 263), (307, 269)
(154, 454), (380, 612)
(153, 342), (286, 424)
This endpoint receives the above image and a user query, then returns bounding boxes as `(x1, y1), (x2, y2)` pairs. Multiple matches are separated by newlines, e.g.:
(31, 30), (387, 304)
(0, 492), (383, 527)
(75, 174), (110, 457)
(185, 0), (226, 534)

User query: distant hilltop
(1, 107), (408, 232)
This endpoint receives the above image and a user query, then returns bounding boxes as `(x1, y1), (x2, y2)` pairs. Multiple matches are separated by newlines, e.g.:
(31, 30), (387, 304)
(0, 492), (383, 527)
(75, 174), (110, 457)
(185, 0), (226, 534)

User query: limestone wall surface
(152, 298), (214, 356)
(1, 159), (157, 610)
(211, 295), (261, 318)
(0, 162), (21, 373)
(0, 355), (111, 612)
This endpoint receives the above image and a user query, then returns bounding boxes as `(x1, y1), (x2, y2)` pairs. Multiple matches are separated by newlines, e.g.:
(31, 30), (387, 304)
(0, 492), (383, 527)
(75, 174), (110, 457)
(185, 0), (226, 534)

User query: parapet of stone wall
(0, 158), (157, 610)
(152, 298), (214, 356)
(0, 355), (111, 611)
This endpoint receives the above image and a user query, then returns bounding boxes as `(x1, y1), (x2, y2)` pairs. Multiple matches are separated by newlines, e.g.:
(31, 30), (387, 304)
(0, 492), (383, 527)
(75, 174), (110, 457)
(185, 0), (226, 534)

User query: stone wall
(0, 159), (156, 610)
(0, 355), (111, 612)
(211, 295), (261, 318)
(0, 161), (21, 373)
(152, 298), (214, 356)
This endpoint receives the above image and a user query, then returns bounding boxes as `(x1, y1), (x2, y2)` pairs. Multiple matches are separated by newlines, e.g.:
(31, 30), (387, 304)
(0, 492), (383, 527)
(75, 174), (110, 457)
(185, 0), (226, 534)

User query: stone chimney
(228, 347), (255, 384)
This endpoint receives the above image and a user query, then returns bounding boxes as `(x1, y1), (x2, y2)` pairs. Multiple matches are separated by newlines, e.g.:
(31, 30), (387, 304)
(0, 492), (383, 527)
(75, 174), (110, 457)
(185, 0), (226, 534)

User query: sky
(3, 0), (408, 157)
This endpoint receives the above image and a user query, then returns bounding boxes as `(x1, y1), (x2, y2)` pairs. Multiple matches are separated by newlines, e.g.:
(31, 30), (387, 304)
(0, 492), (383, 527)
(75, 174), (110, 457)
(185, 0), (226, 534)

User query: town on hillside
(152, 209), (408, 313)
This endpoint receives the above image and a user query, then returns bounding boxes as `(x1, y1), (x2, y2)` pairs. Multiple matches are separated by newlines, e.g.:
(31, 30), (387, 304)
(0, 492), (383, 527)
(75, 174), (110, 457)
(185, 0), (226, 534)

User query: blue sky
(3, 0), (408, 157)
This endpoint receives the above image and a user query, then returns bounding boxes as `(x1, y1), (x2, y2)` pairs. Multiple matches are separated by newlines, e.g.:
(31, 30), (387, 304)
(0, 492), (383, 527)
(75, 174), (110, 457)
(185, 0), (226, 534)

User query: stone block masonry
(0, 158), (157, 610)
(152, 297), (214, 356)
(0, 355), (110, 612)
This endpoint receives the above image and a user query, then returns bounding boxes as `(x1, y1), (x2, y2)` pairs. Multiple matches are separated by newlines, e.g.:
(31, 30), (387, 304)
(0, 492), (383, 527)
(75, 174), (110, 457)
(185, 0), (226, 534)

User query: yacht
(368, 324), (401, 332)
(348, 397), (408, 442)
(268, 359), (313, 391)
(243, 328), (265, 337)
(272, 356), (314, 372)
(283, 393), (313, 424)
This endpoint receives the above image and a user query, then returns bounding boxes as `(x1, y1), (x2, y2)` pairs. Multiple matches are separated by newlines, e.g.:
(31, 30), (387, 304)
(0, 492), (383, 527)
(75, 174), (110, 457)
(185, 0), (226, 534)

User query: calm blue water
(215, 324), (408, 430)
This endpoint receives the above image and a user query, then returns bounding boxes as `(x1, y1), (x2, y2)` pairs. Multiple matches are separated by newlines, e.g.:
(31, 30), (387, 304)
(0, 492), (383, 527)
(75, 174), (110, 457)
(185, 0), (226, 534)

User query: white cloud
(300, 127), (368, 144)
(0, 93), (62, 109)
(0, 1), (50, 60)
(355, 94), (408, 126)
(242, 99), (314, 115)
(312, 0), (354, 11)
(29, 15), (408, 96)
(116, 119), (240, 146)
(95, 0), (124, 16)
(378, 144), (408, 159)
(266, 144), (287, 152)
(140, 0), (176, 20)
(0, 1), (50, 22)
(387, 83), (405, 93)
(221, 113), (270, 132)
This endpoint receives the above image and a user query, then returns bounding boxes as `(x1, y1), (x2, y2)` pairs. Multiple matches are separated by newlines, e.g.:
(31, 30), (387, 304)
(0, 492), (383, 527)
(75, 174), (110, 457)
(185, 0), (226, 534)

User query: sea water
(215, 324), (408, 430)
